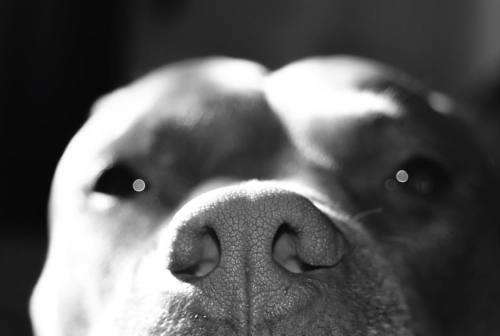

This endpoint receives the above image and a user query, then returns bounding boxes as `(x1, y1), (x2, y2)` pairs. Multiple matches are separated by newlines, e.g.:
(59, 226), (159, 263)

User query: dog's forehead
(83, 58), (269, 155)
(264, 56), (462, 169)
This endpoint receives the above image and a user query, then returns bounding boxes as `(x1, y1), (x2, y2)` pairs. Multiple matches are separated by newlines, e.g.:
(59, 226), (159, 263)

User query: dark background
(1, 1), (500, 335)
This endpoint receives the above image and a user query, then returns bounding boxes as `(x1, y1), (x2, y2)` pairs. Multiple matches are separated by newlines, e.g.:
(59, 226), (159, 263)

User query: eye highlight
(385, 157), (453, 198)
(132, 178), (147, 192)
(93, 163), (148, 198)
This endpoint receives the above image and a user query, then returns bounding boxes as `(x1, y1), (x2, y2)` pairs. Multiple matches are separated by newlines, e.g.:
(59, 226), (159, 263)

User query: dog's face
(31, 57), (500, 336)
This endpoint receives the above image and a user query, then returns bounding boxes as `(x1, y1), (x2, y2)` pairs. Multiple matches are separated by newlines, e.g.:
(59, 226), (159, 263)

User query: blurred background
(1, 1), (500, 335)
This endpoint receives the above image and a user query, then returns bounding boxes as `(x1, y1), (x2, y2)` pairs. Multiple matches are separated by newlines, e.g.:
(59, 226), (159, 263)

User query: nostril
(272, 223), (321, 274)
(171, 227), (221, 281)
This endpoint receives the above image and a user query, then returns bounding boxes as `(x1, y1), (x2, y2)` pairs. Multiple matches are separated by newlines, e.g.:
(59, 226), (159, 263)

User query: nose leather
(164, 182), (347, 329)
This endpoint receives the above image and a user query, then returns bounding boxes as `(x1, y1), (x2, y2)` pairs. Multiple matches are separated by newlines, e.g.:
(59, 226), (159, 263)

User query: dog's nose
(164, 182), (346, 324)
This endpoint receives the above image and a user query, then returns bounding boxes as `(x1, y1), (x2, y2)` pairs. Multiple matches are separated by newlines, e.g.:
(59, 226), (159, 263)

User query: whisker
(351, 208), (383, 222)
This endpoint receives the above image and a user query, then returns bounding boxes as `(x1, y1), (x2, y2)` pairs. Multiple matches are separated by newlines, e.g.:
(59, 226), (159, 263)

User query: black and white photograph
(2, 1), (500, 335)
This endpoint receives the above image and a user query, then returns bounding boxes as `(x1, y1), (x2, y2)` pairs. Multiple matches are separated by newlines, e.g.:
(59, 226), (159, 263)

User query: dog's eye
(93, 163), (148, 197)
(385, 157), (452, 198)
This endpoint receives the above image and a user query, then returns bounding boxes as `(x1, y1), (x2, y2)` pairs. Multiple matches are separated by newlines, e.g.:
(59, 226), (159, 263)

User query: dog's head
(31, 56), (500, 336)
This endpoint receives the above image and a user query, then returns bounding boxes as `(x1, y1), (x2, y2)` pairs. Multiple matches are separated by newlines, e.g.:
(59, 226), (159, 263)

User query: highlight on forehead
(265, 81), (401, 124)
(264, 56), (427, 122)
(195, 58), (267, 91)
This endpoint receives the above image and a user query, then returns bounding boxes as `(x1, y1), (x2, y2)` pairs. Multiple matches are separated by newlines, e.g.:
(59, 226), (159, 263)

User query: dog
(30, 56), (500, 336)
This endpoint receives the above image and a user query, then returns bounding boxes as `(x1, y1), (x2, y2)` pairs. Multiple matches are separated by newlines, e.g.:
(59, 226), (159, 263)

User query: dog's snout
(164, 182), (346, 323)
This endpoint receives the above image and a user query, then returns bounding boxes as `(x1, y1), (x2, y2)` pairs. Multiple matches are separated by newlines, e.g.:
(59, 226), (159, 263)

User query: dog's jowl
(31, 57), (500, 336)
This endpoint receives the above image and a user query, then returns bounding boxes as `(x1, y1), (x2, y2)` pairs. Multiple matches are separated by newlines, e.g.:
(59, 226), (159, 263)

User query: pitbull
(31, 56), (500, 336)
